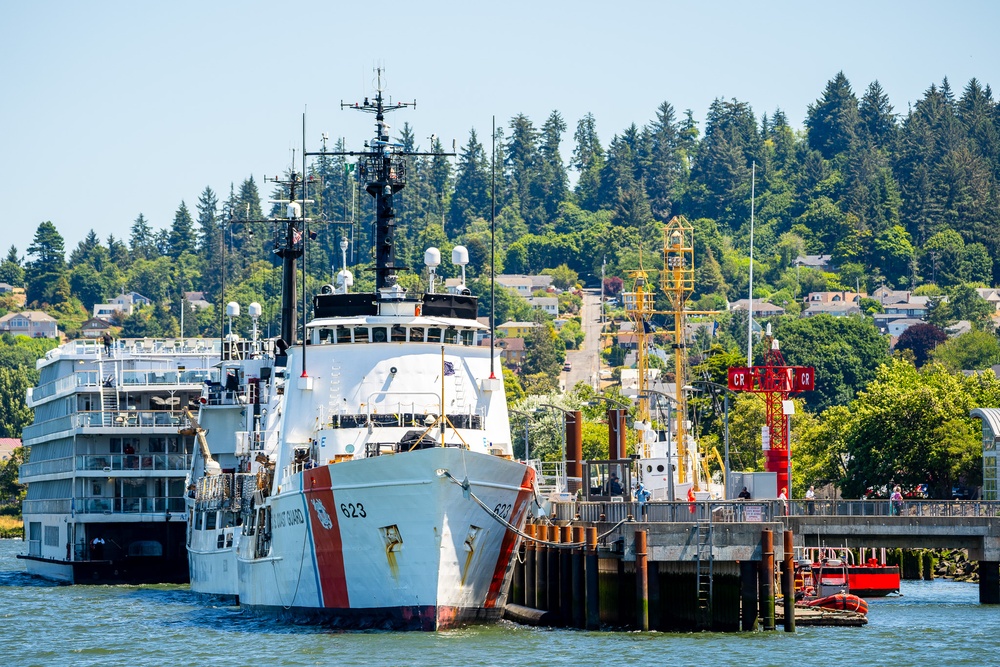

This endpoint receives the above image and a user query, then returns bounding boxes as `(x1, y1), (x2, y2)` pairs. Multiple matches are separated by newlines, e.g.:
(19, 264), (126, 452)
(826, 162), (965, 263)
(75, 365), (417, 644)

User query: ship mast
(267, 170), (307, 346)
(308, 69), (452, 290)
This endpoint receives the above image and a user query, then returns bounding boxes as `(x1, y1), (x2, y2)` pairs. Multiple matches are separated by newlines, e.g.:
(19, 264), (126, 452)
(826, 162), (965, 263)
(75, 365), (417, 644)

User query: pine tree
(25, 221), (67, 305)
(572, 113), (604, 211)
(859, 80), (897, 150)
(447, 129), (489, 237)
(129, 213), (155, 261)
(805, 72), (861, 160)
(538, 111), (568, 225)
(646, 101), (687, 219)
(168, 201), (196, 259)
(0, 245), (24, 287)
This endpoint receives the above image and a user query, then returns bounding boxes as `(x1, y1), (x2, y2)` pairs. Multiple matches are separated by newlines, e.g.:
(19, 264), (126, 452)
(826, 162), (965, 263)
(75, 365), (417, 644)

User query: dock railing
(554, 499), (1000, 523)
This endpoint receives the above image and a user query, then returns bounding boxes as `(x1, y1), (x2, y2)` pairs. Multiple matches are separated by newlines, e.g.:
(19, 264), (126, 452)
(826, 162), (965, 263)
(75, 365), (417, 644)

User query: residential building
(497, 321), (538, 338)
(526, 296), (558, 316)
(0, 437), (20, 462)
(728, 299), (786, 318)
(793, 254), (835, 272)
(92, 292), (152, 319)
(803, 301), (862, 317)
(886, 318), (925, 338)
(495, 274), (554, 295)
(481, 336), (526, 367)
(872, 286), (911, 305)
(183, 291), (212, 310)
(80, 317), (114, 338)
(0, 310), (59, 338)
(883, 296), (930, 320)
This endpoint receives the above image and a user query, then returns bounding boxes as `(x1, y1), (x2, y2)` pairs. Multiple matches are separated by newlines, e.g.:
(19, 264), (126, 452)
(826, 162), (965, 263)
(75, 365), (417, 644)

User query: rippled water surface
(1, 539), (994, 667)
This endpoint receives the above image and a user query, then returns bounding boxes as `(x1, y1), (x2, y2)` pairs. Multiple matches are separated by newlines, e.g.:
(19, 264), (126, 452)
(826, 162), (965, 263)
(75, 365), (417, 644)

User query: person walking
(890, 485), (903, 516)
(102, 332), (113, 356)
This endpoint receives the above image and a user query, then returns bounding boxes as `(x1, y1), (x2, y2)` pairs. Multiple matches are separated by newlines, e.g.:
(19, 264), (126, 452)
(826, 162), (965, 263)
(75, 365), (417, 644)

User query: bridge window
(336, 326), (351, 344)
(391, 326), (406, 342)
(409, 327), (425, 342)
(372, 327), (388, 343)
(353, 327), (369, 343)
(318, 328), (333, 343)
(461, 330), (474, 346)
(428, 327), (442, 343)
(444, 328), (458, 344)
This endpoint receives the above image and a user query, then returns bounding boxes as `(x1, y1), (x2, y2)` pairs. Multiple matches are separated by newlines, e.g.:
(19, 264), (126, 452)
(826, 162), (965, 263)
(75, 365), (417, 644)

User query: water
(1, 539), (995, 667)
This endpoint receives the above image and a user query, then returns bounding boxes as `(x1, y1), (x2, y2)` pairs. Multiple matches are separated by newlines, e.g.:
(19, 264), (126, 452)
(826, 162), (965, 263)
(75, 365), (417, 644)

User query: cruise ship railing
(19, 455), (74, 479)
(75, 410), (191, 429)
(77, 454), (191, 472)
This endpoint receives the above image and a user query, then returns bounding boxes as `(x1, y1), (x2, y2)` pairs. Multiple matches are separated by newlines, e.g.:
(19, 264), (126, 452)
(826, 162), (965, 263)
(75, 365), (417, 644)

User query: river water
(1, 538), (995, 667)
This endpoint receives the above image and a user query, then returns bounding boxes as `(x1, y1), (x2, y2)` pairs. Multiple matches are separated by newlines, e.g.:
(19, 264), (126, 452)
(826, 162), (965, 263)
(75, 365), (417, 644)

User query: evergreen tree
(196, 186), (223, 297)
(24, 221), (67, 305)
(168, 200), (196, 259)
(506, 114), (544, 231)
(646, 101), (687, 219)
(0, 246), (24, 287)
(447, 129), (489, 237)
(129, 213), (156, 261)
(572, 113), (604, 211)
(805, 72), (861, 160)
(859, 80), (897, 150)
(538, 111), (568, 225)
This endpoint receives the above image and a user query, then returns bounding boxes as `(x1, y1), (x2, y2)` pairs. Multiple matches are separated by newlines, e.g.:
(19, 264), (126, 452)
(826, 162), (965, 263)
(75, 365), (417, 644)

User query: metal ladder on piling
(695, 511), (714, 629)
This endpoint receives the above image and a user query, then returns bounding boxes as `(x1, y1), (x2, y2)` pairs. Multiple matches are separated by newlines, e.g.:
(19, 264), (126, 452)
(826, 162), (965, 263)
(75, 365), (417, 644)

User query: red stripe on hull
(484, 466), (536, 608)
(303, 467), (349, 608)
(848, 566), (901, 596)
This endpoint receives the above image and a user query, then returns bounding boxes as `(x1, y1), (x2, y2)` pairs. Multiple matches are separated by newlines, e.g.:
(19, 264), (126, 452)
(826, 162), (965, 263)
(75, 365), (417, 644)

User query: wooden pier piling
(560, 525), (573, 626)
(572, 526), (585, 628)
(981, 560), (1000, 604)
(635, 529), (649, 631)
(585, 526), (600, 629)
(524, 524), (535, 610)
(760, 529), (776, 631)
(547, 524), (560, 617)
(740, 560), (759, 631)
(535, 525), (547, 611)
(783, 529), (795, 633)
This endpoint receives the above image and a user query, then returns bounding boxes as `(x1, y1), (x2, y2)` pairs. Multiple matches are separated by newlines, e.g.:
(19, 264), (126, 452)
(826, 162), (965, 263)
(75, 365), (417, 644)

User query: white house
(0, 310), (59, 338)
(92, 291), (152, 319)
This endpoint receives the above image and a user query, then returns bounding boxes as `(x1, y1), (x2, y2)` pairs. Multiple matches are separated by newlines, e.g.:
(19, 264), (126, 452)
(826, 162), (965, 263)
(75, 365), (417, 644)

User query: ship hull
(237, 447), (535, 630)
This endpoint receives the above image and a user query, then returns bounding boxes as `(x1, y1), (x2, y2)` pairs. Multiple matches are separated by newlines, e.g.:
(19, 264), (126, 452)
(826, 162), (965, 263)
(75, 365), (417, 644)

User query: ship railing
(327, 411), (484, 430)
(73, 496), (187, 514)
(19, 455), (74, 480)
(76, 454), (191, 472)
(528, 459), (567, 495)
(75, 409), (190, 429)
(21, 499), (72, 515)
(785, 498), (1000, 518)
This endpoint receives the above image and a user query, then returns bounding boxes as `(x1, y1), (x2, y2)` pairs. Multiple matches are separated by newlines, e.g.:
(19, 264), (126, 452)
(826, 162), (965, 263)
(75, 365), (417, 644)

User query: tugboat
(188, 74), (536, 629)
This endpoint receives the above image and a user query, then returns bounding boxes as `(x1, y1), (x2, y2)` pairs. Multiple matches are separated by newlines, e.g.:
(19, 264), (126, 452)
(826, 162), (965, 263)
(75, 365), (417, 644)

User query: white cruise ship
(18, 337), (220, 583)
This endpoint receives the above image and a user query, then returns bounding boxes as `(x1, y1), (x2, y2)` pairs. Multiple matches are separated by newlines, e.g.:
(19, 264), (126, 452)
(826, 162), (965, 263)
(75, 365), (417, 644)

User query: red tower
(727, 338), (814, 495)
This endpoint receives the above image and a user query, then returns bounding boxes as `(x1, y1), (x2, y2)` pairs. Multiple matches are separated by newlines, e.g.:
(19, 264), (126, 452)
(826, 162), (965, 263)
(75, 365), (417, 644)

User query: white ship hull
(237, 447), (535, 630)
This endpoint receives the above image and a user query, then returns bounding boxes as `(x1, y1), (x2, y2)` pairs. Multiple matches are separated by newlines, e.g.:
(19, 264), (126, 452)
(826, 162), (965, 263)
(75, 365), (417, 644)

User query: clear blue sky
(1, 0), (998, 261)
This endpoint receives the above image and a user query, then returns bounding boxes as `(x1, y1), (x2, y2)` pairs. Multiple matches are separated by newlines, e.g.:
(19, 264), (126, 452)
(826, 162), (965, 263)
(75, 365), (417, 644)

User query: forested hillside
(3, 71), (1000, 498)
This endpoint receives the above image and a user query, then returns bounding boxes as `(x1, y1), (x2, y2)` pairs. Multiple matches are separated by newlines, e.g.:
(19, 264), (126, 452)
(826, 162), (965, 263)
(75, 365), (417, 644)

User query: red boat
(794, 556), (869, 616)
(799, 547), (900, 597)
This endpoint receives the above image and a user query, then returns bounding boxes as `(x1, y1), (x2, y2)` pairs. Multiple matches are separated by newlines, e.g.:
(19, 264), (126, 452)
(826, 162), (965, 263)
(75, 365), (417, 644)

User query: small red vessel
(799, 547), (900, 597)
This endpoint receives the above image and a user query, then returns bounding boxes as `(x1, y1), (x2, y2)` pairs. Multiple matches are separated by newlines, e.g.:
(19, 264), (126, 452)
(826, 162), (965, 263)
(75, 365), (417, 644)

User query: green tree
(773, 314), (889, 411)
(930, 330), (1000, 372)
(805, 71), (860, 160)
(0, 246), (24, 287)
(129, 213), (156, 261)
(542, 264), (579, 290)
(24, 221), (67, 305)
(839, 359), (999, 498)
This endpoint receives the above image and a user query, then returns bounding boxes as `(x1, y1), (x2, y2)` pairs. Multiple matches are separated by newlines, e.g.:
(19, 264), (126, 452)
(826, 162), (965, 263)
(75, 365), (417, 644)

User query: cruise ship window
(372, 327), (388, 343)
(110, 438), (122, 453)
(461, 330), (474, 346)
(336, 326), (351, 343)
(148, 437), (166, 453)
(428, 327), (442, 342)
(409, 327), (425, 342)
(391, 326), (406, 342)
(444, 328), (458, 344)
(353, 327), (369, 343)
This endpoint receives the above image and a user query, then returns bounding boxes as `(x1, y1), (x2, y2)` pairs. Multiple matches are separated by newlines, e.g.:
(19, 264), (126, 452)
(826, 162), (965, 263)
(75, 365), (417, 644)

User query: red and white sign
(728, 367), (752, 391)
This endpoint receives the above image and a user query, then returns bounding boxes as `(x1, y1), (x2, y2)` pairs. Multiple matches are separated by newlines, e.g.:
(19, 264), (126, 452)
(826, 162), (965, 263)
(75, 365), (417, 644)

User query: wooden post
(572, 526), (585, 628)
(585, 526), (600, 629)
(524, 524), (536, 610)
(547, 524), (561, 618)
(536, 525), (547, 611)
(783, 529), (795, 632)
(759, 529), (775, 631)
(635, 529), (649, 631)
(512, 540), (525, 606)
(740, 560), (759, 631)
(560, 526), (573, 626)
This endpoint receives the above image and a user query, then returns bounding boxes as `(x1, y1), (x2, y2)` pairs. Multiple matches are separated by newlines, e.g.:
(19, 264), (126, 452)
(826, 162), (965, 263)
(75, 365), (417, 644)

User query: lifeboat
(804, 593), (868, 615)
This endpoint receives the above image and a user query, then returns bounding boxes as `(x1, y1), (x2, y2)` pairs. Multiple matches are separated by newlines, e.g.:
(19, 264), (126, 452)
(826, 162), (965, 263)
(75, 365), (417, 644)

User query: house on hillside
(183, 291), (212, 310)
(793, 254), (835, 272)
(526, 296), (558, 316)
(93, 291), (152, 319)
(497, 321), (538, 338)
(0, 310), (59, 338)
(728, 299), (786, 318)
(80, 317), (114, 338)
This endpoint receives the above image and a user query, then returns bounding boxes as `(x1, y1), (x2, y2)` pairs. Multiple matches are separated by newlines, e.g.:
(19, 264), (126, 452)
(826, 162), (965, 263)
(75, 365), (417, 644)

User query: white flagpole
(747, 161), (756, 367)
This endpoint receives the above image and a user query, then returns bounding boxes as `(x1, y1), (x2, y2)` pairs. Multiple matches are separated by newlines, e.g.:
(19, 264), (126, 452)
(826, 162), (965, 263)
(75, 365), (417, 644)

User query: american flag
(292, 229), (302, 244)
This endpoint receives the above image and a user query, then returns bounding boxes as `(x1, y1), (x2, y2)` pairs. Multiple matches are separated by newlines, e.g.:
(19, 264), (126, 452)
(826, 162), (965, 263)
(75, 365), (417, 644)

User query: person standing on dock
(778, 487), (787, 516)
(738, 486), (751, 500)
(805, 485), (816, 515)
(890, 486), (903, 516)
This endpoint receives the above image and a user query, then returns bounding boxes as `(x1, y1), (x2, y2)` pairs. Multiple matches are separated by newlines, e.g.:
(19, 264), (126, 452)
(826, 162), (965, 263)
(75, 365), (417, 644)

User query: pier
(505, 499), (1000, 631)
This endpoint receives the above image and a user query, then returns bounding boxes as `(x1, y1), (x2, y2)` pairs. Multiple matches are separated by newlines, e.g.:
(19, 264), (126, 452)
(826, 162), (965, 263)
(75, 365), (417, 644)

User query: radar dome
(226, 301), (240, 317)
(248, 302), (262, 319)
(424, 247), (441, 268)
(451, 245), (469, 266)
